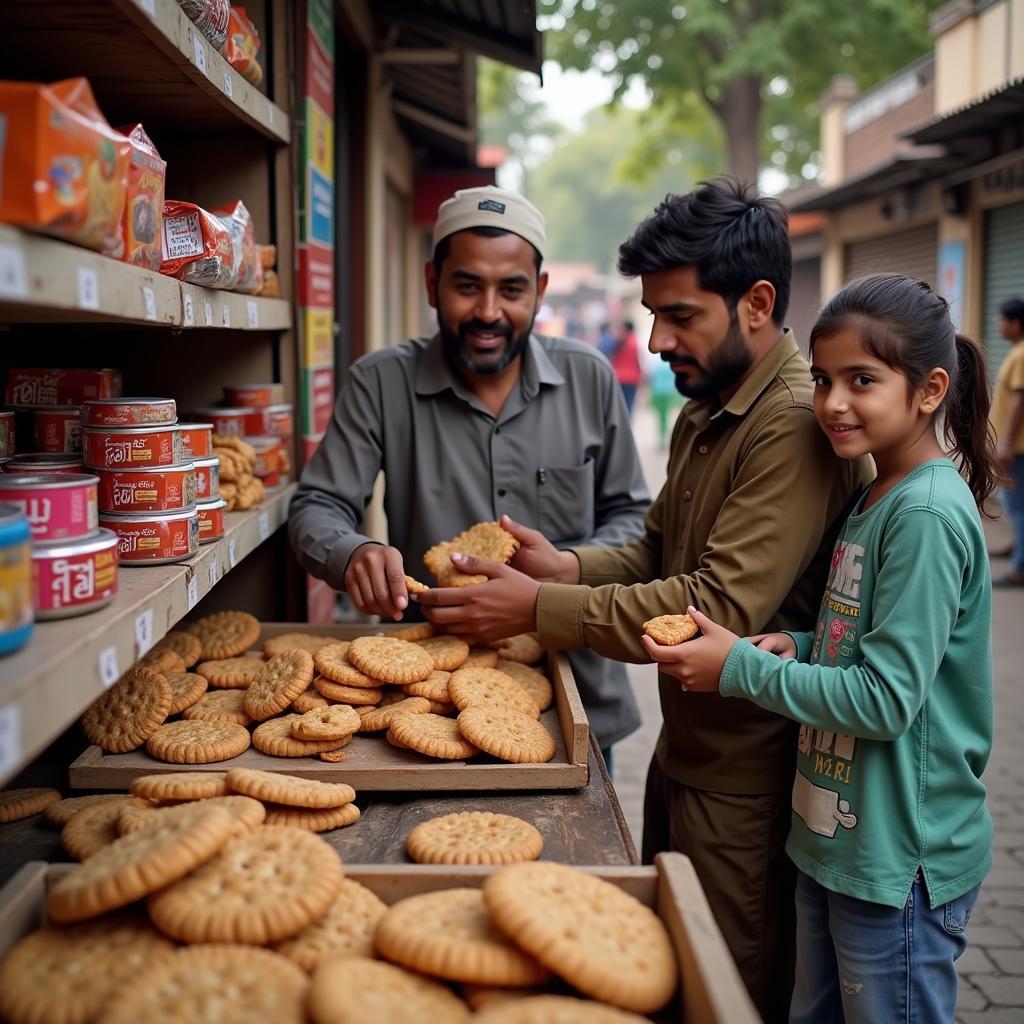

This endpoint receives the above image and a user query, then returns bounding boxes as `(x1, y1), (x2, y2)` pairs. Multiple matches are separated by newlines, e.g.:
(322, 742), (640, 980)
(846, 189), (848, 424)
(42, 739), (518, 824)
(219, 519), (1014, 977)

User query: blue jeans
(791, 871), (979, 1024)
(1002, 454), (1024, 572)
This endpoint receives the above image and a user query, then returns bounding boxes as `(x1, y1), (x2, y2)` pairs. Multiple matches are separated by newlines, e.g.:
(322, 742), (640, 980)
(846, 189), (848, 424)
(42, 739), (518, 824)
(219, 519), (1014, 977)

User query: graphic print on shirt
(795, 538), (864, 838)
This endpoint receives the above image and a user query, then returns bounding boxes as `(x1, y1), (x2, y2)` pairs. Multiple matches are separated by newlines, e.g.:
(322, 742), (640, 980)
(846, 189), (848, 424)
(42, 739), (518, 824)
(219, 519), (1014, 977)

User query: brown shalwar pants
(642, 757), (797, 1024)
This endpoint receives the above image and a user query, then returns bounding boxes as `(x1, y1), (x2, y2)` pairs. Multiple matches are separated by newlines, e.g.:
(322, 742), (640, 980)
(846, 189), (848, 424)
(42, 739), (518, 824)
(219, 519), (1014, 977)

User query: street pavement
(613, 393), (1024, 1022)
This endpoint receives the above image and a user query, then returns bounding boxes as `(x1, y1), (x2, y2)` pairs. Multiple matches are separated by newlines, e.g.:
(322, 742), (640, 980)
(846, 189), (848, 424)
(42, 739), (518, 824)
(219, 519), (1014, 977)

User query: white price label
(246, 300), (259, 329)
(258, 512), (270, 541)
(139, 0), (156, 15)
(187, 576), (199, 610)
(204, 299), (214, 327)
(183, 292), (195, 326)
(223, 71), (234, 97)
(0, 705), (22, 779)
(77, 267), (99, 310)
(0, 244), (28, 299)
(192, 33), (209, 76)
(142, 285), (157, 321)
(98, 646), (120, 688)
(268, 102), (275, 125)
(221, 305), (231, 328)
(134, 608), (155, 656)
(228, 538), (238, 568)
(208, 555), (219, 588)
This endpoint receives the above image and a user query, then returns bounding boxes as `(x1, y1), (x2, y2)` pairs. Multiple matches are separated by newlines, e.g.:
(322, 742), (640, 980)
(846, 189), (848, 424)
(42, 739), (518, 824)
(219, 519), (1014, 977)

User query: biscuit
(244, 650), (315, 721)
(130, 771), (229, 801)
(292, 687), (330, 713)
(465, 647), (499, 669)
(461, 984), (546, 1011)
(0, 913), (175, 1024)
(495, 661), (553, 712)
(274, 877), (387, 971)
(226, 767), (355, 808)
(448, 668), (540, 719)
(181, 688), (252, 726)
(403, 575), (430, 594)
(166, 671), (209, 714)
(186, 611), (261, 659)
(262, 802), (361, 831)
(119, 795), (266, 838)
(424, 522), (519, 587)
(424, 540), (485, 587)
(100, 944), (308, 1024)
(314, 642), (384, 688)
(47, 803), (235, 922)
(81, 665), (172, 753)
(393, 621), (436, 641)
(307, 957), (471, 1024)
(61, 797), (151, 860)
(146, 720), (251, 764)
(375, 887), (550, 986)
(387, 713), (479, 760)
(42, 793), (129, 827)
(319, 748), (348, 763)
(147, 825), (344, 944)
(291, 703), (361, 740)
(407, 812), (543, 866)
(491, 633), (544, 665)
(474, 995), (651, 1023)
(483, 862), (679, 1014)
(457, 707), (556, 764)
(195, 655), (266, 688)
(357, 696), (431, 733)
(348, 636), (434, 684)
(0, 786), (61, 823)
(415, 636), (470, 671)
(139, 647), (187, 675)
(404, 669), (452, 701)
(313, 674), (384, 704)
(252, 715), (352, 757)
(264, 631), (335, 657)
(642, 613), (699, 646)
(427, 698), (458, 715)
(146, 629), (203, 668)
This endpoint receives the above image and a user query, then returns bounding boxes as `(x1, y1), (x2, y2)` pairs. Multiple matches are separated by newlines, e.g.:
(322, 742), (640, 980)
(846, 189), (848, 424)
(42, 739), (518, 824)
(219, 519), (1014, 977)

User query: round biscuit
(313, 675), (383, 704)
(347, 636), (434, 684)
(262, 802), (361, 831)
(264, 631), (336, 657)
(195, 656), (266, 688)
(357, 696), (431, 733)
(404, 669), (451, 701)
(313, 642), (381, 688)
(495, 660), (553, 712)
(81, 666), (172, 753)
(291, 704), (361, 740)
(130, 772), (229, 801)
(119, 796), (266, 838)
(0, 786), (61, 823)
(407, 812), (543, 865)
(252, 715), (353, 757)
(415, 636), (470, 671)
(42, 793), (129, 828)
(145, 629), (203, 668)
(448, 668), (539, 718)
(61, 798), (151, 861)
(457, 707), (556, 764)
(186, 611), (261, 659)
(226, 767), (355, 808)
(244, 650), (315, 721)
(166, 671), (209, 714)
(145, 720), (251, 764)
(181, 688), (252, 726)
(387, 713), (479, 760)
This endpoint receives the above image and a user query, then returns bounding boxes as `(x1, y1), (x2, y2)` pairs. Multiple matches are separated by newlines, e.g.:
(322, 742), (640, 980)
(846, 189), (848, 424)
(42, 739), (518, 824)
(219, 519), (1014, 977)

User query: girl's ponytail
(947, 334), (1001, 511)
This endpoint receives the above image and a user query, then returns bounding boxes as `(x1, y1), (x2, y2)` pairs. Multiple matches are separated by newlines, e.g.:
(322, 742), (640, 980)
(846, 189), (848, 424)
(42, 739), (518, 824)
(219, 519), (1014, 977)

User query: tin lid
(193, 457), (219, 468)
(83, 397), (175, 407)
(99, 507), (198, 523)
(197, 498), (228, 510)
(0, 472), (99, 490)
(81, 423), (180, 436)
(176, 422), (214, 431)
(32, 527), (119, 557)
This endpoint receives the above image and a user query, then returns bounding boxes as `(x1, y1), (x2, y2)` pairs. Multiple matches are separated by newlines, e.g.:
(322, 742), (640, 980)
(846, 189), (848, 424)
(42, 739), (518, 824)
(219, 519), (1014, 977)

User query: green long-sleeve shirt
(721, 460), (993, 909)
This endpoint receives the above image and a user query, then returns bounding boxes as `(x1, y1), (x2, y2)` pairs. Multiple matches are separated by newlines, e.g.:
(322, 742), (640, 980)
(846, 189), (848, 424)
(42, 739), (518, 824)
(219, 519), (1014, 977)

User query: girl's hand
(745, 632), (797, 659)
(639, 607), (740, 692)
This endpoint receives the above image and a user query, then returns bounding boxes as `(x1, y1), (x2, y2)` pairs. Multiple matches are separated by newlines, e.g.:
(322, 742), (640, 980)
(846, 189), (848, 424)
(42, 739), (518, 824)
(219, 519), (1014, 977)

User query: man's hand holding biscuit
(345, 543), (410, 621)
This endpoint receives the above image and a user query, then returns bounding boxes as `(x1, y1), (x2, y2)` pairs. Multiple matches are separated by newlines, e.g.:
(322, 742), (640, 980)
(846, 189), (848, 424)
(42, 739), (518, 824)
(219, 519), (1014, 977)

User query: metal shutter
(983, 202), (1024, 379)
(843, 223), (939, 287)
(786, 256), (821, 352)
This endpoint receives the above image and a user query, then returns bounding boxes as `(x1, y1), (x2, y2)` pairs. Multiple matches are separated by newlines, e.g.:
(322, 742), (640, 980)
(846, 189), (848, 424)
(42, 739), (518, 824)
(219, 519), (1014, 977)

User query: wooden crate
(69, 624), (590, 792)
(0, 854), (761, 1024)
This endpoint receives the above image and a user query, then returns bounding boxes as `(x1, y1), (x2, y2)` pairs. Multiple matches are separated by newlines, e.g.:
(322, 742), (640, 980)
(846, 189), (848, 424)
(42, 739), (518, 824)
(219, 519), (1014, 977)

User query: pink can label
(33, 542), (118, 615)
(0, 478), (98, 541)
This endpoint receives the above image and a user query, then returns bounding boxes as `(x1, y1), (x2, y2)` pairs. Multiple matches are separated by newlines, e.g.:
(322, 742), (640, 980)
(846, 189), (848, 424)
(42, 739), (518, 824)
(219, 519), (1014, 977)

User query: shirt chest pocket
(537, 460), (595, 545)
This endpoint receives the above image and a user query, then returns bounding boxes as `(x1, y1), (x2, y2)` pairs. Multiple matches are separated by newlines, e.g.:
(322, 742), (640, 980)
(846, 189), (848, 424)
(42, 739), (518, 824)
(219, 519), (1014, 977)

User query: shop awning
(904, 76), (1024, 145)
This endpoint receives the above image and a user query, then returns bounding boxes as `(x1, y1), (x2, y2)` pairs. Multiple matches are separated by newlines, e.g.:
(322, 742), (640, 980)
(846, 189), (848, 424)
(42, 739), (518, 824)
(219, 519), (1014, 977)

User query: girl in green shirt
(644, 274), (998, 1023)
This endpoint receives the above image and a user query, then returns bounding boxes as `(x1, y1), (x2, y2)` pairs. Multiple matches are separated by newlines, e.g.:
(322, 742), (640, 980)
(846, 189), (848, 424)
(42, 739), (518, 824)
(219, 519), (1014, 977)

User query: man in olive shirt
(288, 186), (650, 760)
(419, 179), (868, 1023)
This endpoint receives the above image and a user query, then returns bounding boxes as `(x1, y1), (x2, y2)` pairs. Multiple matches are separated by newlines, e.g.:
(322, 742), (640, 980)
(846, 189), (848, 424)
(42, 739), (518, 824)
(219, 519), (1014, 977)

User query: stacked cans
(84, 398), (201, 565)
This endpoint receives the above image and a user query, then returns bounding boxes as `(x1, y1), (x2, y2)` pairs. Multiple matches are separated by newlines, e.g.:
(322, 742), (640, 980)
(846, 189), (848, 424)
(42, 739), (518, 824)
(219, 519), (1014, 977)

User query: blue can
(0, 502), (34, 655)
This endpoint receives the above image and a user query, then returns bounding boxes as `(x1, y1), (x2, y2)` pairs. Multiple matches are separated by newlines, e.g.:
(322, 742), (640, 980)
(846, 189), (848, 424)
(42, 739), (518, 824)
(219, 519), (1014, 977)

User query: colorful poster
(939, 240), (967, 331)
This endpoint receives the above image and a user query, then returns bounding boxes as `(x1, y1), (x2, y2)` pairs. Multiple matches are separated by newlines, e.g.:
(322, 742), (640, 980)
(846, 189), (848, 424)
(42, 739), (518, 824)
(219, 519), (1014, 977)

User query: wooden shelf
(2, 0), (289, 143)
(0, 483), (296, 788)
(0, 226), (290, 330)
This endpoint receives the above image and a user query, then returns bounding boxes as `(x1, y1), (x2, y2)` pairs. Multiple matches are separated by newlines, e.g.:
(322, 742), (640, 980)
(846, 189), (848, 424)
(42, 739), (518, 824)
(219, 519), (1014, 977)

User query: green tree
(539, 0), (945, 186)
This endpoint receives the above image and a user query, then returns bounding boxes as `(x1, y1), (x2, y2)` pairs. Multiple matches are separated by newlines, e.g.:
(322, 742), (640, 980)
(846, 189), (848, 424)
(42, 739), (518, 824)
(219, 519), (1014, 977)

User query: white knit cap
(432, 186), (546, 258)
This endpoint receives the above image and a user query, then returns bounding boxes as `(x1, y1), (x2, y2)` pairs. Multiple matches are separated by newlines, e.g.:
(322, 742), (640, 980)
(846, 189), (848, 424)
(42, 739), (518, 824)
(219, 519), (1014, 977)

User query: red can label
(0, 412), (14, 457)
(194, 458), (220, 501)
(249, 437), (281, 485)
(32, 532), (119, 618)
(5, 369), (122, 407)
(96, 465), (196, 513)
(223, 384), (284, 408)
(197, 499), (226, 543)
(83, 426), (182, 469)
(82, 398), (177, 427)
(0, 474), (98, 541)
(100, 511), (198, 564)
(179, 423), (213, 459)
(32, 408), (83, 453)
(263, 404), (294, 438)
(193, 408), (249, 437)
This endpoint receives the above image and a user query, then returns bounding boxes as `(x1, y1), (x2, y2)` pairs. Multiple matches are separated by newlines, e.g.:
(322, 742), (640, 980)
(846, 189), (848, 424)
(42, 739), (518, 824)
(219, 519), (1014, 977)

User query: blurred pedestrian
(610, 320), (644, 414)
(648, 354), (683, 448)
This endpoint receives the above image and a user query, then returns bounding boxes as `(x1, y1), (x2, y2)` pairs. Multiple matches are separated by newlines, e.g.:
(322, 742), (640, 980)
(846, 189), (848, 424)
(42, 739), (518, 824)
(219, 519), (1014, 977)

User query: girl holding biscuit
(643, 274), (995, 1024)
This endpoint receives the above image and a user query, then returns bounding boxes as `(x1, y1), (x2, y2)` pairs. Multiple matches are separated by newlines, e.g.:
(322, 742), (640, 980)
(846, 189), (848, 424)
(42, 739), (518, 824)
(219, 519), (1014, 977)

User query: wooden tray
(69, 623), (590, 792)
(0, 854), (761, 1024)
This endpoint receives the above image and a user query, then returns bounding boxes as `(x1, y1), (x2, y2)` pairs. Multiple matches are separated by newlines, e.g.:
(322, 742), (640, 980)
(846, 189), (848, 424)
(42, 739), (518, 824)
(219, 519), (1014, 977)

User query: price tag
(258, 512), (270, 541)
(139, 0), (156, 15)
(134, 608), (155, 657)
(0, 705), (22, 779)
(77, 267), (99, 310)
(223, 71), (234, 98)
(204, 299), (214, 327)
(142, 285), (157, 321)
(221, 305), (231, 328)
(208, 555), (219, 588)
(246, 300), (259, 329)
(268, 102), (275, 125)
(192, 33), (209, 76)
(0, 244), (28, 299)
(228, 538), (238, 568)
(187, 576), (199, 610)
(183, 292), (195, 326)
(98, 646), (119, 688)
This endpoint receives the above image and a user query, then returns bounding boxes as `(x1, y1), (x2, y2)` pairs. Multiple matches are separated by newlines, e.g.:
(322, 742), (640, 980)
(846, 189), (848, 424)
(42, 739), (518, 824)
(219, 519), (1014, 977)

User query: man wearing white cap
(289, 186), (650, 764)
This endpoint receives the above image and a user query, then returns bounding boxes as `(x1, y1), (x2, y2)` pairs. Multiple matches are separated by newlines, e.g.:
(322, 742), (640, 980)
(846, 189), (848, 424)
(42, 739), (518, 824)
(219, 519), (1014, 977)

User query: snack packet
(118, 124), (166, 271)
(223, 7), (263, 86)
(177, 0), (229, 48)
(160, 200), (235, 289)
(211, 200), (260, 294)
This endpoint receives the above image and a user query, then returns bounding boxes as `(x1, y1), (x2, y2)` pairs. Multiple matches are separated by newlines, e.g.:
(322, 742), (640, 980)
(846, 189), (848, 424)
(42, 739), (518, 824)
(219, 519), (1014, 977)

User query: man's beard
(439, 311), (533, 376)
(669, 311), (753, 399)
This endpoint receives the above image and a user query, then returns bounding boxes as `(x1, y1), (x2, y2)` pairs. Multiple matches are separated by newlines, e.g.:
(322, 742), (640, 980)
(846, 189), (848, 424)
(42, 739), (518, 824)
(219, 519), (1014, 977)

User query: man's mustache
(460, 320), (513, 339)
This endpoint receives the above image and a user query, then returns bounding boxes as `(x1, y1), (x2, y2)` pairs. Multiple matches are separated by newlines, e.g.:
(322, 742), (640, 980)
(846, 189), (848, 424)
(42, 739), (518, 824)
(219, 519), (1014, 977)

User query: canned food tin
(191, 407), (249, 437)
(263, 403), (294, 439)
(32, 406), (83, 453)
(247, 436), (282, 487)
(82, 397), (177, 427)
(0, 473), (98, 542)
(196, 497), (227, 544)
(32, 527), (119, 620)
(83, 424), (182, 470)
(223, 383), (284, 408)
(178, 422), (213, 459)
(193, 456), (220, 502)
(5, 453), (86, 474)
(100, 508), (198, 565)
(5, 368), (122, 407)
(0, 410), (14, 457)
(0, 503), (34, 653)
(95, 463), (196, 514)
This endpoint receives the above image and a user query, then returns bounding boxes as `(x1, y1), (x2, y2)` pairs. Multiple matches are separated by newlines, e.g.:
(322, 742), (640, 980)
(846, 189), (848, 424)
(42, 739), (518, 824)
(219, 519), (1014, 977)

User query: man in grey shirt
(288, 186), (650, 760)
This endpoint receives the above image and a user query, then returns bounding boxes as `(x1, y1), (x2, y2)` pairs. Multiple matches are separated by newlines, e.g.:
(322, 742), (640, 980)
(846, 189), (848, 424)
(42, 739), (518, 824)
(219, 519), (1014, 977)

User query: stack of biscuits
(213, 434), (265, 510)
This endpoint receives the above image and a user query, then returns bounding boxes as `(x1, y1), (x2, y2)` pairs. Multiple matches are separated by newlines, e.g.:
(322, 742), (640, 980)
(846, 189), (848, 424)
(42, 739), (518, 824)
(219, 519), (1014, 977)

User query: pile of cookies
(213, 434), (265, 510)
(423, 520), (520, 587)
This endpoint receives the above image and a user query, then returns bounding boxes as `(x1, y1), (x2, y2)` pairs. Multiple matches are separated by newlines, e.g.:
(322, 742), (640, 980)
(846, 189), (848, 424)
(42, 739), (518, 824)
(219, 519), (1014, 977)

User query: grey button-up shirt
(288, 332), (651, 747)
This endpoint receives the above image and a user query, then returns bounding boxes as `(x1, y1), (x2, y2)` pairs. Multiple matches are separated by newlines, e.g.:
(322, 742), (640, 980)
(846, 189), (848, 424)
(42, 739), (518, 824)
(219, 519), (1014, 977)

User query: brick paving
(613, 393), (1024, 1021)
